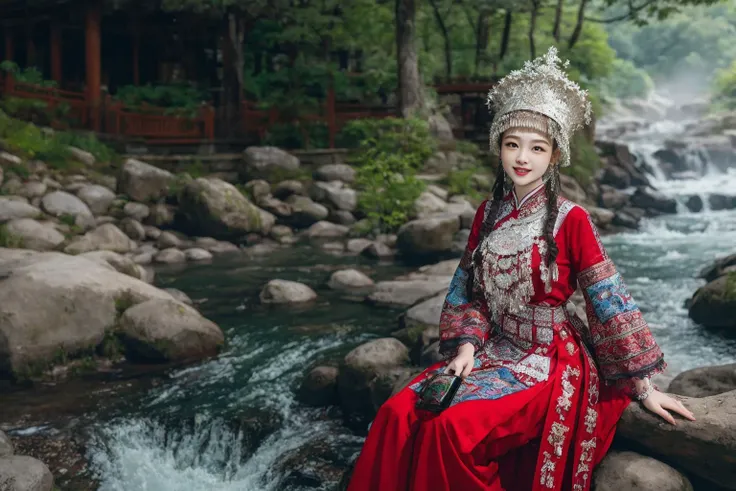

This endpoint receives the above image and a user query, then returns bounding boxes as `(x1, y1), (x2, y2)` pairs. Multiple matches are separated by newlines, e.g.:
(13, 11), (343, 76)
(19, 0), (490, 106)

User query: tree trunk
(568, 0), (589, 50)
(429, 0), (452, 81)
(552, 0), (563, 42)
(529, 2), (539, 60)
(499, 10), (512, 61)
(395, 0), (424, 118)
(221, 11), (245, 137)
(475, 10), (491, 75)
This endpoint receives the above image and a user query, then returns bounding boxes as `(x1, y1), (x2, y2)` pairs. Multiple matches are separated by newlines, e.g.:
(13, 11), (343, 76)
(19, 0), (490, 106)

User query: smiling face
(500, 128), (558, 200)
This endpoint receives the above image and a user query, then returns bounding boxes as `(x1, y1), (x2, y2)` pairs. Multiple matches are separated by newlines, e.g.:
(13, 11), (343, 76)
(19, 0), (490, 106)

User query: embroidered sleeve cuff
(439, 336), (483, 360)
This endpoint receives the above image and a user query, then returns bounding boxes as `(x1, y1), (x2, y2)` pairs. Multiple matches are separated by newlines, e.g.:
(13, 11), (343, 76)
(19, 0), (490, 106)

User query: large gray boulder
(0, 455), (54, 491)
(40, 191), (94, 228)
(285, 195), (329, 228)
(0, 197), (41, 223)
(396, 215), (460, 255)
(593, 451), (693, 491)
(617, 390), (736, 490)
(4, 219), (64, 251)
(699, 253), (736, 283)
(63, 223), (134, 255)
(76, 184), (116, 215)
(242, 146), (300, 181)
(0, 250), (175, 377)
(315, 164), (356, 183)
(0, 430), (12, 457)
(177, 177), (264, 240)
(631, 187), (678, 215)
(337, 338), (410, 426)
(367, 278), (451, 308)
(667, 363), (736, 398)
(259, 279), (317, 304)
(688, 273), (736, 330)
(119, 299), (224, 362)
(309, 181), (357, 212)
(118, 158), (174, 203)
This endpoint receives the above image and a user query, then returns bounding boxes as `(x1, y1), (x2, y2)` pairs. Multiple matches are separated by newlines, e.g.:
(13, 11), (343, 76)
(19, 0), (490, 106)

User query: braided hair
(471, 138), (562, 290)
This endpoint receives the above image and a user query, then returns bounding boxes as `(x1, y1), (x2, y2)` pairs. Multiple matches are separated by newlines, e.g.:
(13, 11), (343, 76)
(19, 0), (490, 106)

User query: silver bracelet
(635, 380), (654, 401)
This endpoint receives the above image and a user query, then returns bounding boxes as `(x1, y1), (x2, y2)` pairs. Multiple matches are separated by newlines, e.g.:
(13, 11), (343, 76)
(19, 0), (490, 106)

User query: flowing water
(12, 107), (736, 490)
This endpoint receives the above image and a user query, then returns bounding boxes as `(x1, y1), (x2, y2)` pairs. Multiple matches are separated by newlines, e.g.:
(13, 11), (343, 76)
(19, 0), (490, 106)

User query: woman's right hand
(444, 342), (475, 377)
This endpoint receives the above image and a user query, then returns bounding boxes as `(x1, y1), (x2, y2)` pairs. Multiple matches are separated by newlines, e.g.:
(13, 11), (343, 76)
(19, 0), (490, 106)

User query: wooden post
(131, 18), (140, 85)
(326, 74), (336, 148)
(50, 21), (63, 83)
(85, 2), (102, 131)
(26, 22), (36, 68)
(4, 27), (15, 93)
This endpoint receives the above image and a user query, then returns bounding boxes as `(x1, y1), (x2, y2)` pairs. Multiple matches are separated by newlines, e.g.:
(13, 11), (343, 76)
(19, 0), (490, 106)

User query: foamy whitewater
(77, 103), (736, 490)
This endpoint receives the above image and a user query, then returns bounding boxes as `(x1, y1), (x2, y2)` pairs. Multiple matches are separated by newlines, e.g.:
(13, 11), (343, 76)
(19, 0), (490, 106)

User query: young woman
(347, 47), (695, 491)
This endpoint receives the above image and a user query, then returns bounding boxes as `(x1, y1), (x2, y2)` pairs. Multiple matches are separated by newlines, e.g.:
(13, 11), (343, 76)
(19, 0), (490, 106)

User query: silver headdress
(486, 46), (592, 167)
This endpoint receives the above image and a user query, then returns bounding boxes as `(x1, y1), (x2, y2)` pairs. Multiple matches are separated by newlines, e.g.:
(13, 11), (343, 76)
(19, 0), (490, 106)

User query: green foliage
(0, 224), (24, 248)
(113, 84), (208, 116)
(348, 118), (433, 233)
(444, 167), (487, 203)
(712, 59), (736, 111)
(0, 110), (116, 170)
(0, 60), (57, 87)
(606, 2), (736, 89)
(598, 59), (655, 100)
(0, 96), (71, 127)
(564, 133), (600, 187)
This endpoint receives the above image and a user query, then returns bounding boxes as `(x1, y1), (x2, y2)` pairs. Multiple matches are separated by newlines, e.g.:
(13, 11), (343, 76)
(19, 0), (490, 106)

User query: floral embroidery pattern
(572, 438), (597, 490)
(556, 366), (581, 420)
(548, 421), (570, 457)
(584, 407), (597, 434)
(540, 451), (556, 489)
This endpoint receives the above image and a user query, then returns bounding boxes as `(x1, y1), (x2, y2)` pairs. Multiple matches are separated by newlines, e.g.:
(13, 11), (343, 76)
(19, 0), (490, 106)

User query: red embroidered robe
(348, 186), (665, 491)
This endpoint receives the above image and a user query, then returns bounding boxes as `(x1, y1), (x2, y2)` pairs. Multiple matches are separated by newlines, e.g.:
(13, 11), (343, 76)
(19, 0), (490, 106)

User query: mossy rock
(688, 272), (736, 330)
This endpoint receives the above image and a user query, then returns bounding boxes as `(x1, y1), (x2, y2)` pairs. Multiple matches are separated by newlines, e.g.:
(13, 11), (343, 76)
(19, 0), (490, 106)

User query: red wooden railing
(2, 78), (89, 128)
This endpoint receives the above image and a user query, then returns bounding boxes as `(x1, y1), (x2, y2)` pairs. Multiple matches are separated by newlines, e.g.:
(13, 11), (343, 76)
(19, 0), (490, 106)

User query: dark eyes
(504, 142), (547, 152)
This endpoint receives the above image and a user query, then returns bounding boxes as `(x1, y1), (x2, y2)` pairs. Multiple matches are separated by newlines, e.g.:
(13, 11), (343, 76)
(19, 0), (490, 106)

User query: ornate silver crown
(487, 46), (592, 167)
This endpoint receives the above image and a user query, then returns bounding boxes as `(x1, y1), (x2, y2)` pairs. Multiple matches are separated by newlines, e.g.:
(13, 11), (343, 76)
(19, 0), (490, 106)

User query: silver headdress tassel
(486, 46), (592, 167)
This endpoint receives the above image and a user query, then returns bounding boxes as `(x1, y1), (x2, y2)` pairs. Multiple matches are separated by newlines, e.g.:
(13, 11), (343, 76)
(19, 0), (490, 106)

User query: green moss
(114, 291), (137, 317)
(0, 224), (24, 248)
(98, 330), (125, 361)
(722, 272), (736, 300)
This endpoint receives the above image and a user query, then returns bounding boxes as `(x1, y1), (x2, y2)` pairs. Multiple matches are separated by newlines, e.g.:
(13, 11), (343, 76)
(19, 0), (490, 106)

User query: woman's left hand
(641, 390), (696, 425)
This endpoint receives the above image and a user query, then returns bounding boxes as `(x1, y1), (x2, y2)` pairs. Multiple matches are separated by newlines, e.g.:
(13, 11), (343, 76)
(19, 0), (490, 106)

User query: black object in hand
(416, 373), (463, 413)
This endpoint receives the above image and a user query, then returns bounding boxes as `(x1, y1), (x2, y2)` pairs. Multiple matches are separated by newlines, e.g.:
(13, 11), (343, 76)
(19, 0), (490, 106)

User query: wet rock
(298, 366), (339, 407)
(118, 158), (174, 203)
(688, 273), (736, 330)
(0, 197), (42, 223)
(631, 187), (677, 215)
(329, 209), (356, 226)
(154, 248), (186, 264)
(260, 279), (317, 304)
(367, 278), (451, 308)
(305, 221), (350, 239)
(258, 195), (292, 218)
(598, 185), (630, 210)
(276, 437), (347, 490)
(360, 241), (394, 259)
(709, 194), (736, 211)
(63, 223), (133, 254)
(157, 230), (183, 249)
(177, 177), (265, 239)
(600, 165), (631, 189)
(163, 288), (193, 305)
(593, 450), (693, 491)
(310, 181), (357, 212)
(617, 390), (736, 490)
(588, 206), (615, 229)
(396, 215), (460, 255)
(242, 146), (300, 181)
(119, 298), (224, 362)
(346, 238), (372, 254)
(315, 164), (356, 183)
(184, 248), (212, 261)
(699, 253), (736, 282)
(285, 195), (329, 228)
(400, 258), (459, 280)
(401, 293), (444, 335)
(338, 338), (410, 426)
(685, 195), (703, 213)
(667, 363), (736, 398)
(0, 455), (54, 491)
(207, 240), (240, 254)
(328, 269), (374, 290)
(270, 225), (293, 242)
(4, 219), (64, 251)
